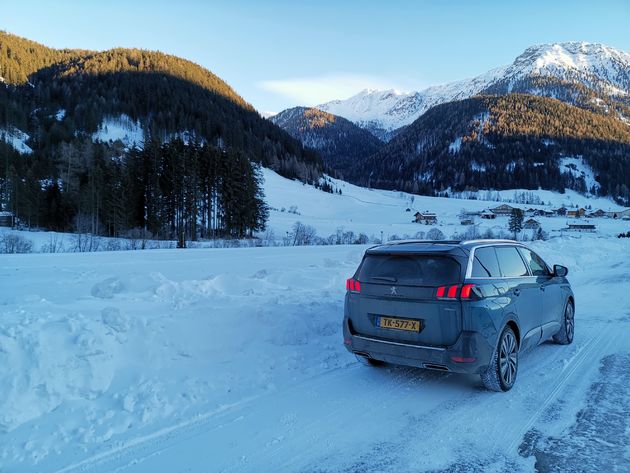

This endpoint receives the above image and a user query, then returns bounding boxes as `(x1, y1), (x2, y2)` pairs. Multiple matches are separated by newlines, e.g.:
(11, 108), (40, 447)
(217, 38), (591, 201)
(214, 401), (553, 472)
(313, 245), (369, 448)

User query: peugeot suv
(342, 240), (574, 391)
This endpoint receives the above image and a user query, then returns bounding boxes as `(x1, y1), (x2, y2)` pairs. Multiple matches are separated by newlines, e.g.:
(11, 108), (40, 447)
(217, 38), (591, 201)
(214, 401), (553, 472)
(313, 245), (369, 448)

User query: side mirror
(553, 264), (568, 277)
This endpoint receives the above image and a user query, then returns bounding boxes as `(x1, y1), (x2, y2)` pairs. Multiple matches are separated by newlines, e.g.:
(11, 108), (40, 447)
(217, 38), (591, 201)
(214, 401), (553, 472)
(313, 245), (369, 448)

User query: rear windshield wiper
(371, 276), (398, 282)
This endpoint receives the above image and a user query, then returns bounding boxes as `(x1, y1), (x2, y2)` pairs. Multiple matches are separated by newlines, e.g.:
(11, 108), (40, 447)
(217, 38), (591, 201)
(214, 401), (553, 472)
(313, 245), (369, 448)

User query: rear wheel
(355, 354), (384, 367)
(553, 301), (574, 345)
(481, 325), (518, 392)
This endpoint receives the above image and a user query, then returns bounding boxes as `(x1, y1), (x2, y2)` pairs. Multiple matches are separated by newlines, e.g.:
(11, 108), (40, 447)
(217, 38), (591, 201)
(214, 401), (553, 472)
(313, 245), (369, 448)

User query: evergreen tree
(508, 208), (524, 239)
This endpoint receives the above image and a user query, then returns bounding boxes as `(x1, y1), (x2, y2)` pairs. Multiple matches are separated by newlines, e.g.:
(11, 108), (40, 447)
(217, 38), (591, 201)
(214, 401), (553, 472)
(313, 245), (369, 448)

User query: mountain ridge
(316, 41), (630, 139)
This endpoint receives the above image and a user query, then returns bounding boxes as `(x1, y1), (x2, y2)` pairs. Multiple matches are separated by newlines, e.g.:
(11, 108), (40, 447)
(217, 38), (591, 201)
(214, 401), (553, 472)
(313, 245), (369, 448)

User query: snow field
(0, 234), (628, 471)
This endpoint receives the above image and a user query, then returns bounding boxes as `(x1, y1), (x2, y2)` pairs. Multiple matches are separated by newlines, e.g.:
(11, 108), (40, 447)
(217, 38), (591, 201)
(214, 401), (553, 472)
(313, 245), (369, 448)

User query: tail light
(436, 284), (476, 300)
(346, 278), (361, 292)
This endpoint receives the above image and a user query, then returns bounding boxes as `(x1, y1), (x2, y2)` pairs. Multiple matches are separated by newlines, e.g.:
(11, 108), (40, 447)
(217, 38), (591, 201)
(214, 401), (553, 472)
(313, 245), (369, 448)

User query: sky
(2, 0), (629, 114)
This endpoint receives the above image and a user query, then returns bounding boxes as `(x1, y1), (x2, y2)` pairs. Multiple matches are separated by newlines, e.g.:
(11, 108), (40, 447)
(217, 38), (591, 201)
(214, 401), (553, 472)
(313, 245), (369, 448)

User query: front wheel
(553, 301), (575, 345)
(481, 325), (518, 392)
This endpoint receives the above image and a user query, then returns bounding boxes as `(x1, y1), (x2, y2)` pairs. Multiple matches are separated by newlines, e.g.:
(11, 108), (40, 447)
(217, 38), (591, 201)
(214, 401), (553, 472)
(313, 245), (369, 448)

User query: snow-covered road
(1, 237), (628, 472)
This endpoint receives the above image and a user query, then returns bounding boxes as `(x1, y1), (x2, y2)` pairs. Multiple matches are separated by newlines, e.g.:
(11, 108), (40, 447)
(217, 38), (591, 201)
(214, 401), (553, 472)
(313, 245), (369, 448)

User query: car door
(494, 245), (542, 350)
(518, 247), (563, 341)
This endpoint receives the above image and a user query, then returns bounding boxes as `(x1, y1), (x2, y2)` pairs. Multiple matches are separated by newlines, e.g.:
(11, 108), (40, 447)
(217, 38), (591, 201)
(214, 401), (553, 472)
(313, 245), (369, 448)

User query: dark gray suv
(342, 240), (574, 391)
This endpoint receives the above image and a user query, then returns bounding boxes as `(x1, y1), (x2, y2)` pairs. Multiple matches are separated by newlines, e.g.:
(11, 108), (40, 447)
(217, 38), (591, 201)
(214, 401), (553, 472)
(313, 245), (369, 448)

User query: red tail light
(460, 284), (475, 299)
(436, 284), (476, 300)
(346, 278), (361, 292)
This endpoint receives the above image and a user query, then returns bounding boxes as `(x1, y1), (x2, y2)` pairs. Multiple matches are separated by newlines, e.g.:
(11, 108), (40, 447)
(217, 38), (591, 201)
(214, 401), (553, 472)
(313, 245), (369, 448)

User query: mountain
(270, 107), (383, 180)
(361, 94), (630, 205)
(318, 42), (630, 140)
(0, 31), (322, 181)
(0, 31), (325, 237)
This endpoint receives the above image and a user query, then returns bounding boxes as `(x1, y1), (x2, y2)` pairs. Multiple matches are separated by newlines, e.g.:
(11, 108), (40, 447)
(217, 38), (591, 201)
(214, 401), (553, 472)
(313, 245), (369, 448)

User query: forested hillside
(0, 31), (323, 238)
(271, 107), (383, 180)
(364, 94), (630, 204)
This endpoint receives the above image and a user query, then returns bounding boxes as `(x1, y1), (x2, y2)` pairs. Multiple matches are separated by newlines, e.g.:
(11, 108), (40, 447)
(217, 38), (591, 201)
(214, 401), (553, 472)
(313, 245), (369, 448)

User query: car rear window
(471, 247), (501, 278)
(495, 246), (529, 277)
(358, 254), (460, 286)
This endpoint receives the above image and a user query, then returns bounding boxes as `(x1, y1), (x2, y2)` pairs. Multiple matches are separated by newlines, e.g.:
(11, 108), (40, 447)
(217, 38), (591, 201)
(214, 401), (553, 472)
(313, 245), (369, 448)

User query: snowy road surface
(0, 237), (628, 472)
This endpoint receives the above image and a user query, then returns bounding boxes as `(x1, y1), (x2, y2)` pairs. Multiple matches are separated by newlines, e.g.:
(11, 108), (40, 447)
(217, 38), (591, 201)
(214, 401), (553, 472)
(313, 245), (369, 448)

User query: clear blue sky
(3, 0), (629, 113)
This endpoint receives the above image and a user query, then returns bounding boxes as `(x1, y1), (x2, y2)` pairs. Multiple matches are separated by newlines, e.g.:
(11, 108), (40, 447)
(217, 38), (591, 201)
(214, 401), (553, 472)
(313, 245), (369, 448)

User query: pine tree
(508, 208), (524, 240)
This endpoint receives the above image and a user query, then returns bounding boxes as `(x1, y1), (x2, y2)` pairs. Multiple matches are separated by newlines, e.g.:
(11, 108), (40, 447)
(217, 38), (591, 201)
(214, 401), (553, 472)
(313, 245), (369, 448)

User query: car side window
(471, 247), (501, 277)
(518, 248), (549, 277)
(495, 246), (529, 277)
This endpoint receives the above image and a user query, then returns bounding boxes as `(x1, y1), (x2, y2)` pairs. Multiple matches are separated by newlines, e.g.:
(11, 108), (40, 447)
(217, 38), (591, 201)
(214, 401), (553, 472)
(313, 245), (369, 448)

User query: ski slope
(0, 235), (629, 472)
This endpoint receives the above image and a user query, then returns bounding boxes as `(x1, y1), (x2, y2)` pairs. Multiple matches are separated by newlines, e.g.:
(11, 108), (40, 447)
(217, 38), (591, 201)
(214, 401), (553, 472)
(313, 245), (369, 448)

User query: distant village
(410, 203), (630, 234)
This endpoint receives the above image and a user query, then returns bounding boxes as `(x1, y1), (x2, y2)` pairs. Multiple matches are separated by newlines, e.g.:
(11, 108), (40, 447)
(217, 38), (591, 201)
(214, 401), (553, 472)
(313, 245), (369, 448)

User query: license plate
(377, 316), (421, 332)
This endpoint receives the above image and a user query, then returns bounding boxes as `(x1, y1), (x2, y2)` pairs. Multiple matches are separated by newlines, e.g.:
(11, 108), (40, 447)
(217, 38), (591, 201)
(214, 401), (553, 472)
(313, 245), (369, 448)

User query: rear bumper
(343, 317), (494, 374)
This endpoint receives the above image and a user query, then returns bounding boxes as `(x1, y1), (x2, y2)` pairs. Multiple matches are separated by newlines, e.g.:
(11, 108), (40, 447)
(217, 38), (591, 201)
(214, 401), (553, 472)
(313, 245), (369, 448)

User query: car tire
(355, 354), (384, 367)
(481, 325), (518, 392)
(553, 301), (575, 345)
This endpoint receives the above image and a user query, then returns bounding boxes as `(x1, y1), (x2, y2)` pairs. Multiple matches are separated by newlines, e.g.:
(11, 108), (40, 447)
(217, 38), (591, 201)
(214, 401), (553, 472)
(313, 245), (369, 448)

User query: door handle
(513, 288), (521, 296)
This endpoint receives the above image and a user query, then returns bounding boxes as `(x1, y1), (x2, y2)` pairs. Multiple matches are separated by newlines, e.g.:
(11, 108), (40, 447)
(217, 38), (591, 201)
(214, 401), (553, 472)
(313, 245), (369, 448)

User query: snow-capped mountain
(317, 42), (630, 140)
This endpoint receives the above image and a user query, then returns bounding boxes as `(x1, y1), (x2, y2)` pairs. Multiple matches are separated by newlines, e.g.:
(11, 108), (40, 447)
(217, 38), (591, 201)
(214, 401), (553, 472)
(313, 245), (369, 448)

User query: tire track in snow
(51, 365), (361, 473)
(506, 322), (620, 454)
(307, 323), (619, 473)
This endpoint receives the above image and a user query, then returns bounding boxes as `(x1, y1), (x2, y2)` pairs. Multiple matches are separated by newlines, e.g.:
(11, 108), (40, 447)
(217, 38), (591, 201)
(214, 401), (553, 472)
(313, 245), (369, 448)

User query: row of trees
(2, 139), (268, 242)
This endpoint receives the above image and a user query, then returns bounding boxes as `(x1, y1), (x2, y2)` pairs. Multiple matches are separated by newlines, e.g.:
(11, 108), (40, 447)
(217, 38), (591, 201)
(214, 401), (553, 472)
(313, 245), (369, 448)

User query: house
(566, 223), (596, 232)
(0, 211), (14, 227)
(566, 208), (586, 218)
(523, 218), (540, 230)
(490, 204), (516, 215)
(480, 209), (496, 219)
(555, 207), (567, 216)
(534, 209), (554, 217)
(414, 211), (437, 224)
(587, 209), (606, 218)
(607, 209), (630, 219)
(460, 218), (474, 226)
(525, 208), (537, 216)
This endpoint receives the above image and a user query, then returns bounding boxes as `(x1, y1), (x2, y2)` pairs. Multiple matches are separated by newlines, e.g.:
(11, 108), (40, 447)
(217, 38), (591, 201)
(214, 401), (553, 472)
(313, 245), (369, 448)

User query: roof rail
(461, 239), (517, 245)
(383, 239), (461, 245)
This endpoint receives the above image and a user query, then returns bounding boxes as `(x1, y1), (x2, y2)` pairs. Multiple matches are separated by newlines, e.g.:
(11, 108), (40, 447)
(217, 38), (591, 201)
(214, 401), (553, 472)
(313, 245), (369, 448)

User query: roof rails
(460, 239), (517, 245)
(382, 239), (461, 246)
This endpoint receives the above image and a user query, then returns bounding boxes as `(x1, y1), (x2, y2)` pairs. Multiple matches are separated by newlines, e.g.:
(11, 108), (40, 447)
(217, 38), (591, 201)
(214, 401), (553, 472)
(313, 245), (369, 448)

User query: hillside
(270, 107), (383, 179)
(0, 31), (325, 236)
(362, 94), (630, 204)
(0, 32), (322, 178)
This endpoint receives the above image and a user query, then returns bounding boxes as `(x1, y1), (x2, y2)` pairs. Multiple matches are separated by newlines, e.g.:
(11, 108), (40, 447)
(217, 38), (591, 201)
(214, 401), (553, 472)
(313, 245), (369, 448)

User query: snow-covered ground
(0, 126), (33, 154)
(0, 235), (629, 472)
(1, 169), (629, 472)
(92, 115), (144, 149)
(262, 168), (629, 240)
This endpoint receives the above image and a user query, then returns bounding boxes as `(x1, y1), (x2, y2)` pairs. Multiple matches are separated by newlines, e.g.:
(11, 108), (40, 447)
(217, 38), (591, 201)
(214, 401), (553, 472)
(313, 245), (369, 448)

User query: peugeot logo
(390, 286), (398, 296)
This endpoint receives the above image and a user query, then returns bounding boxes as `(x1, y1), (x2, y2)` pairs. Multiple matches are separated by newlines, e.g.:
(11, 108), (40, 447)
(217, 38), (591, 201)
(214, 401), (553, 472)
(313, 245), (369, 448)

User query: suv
(342, 240), (574, 391)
